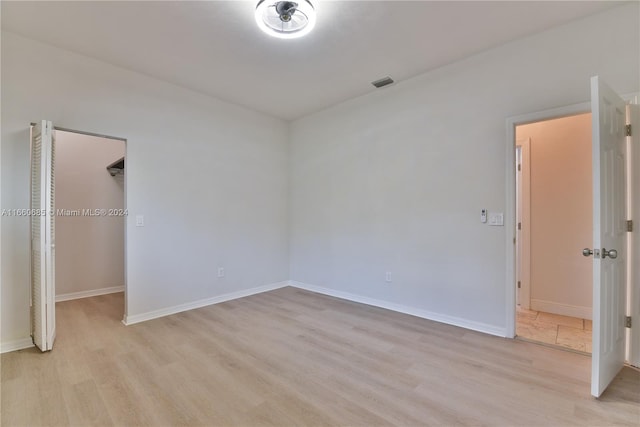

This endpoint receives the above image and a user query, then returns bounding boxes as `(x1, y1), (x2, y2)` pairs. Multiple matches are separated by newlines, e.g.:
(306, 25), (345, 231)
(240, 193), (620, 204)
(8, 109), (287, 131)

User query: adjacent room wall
(1, 32), (289, 347)
(288, 4), (639, 335)
(55, 131), (126, 299)
(516, 114), (592, 319)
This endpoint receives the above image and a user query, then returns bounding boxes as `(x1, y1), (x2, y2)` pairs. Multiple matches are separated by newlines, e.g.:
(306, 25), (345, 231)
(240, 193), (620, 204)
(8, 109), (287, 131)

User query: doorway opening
(514, 113), (593, 353)
(506, 80), (637, 398)
(30, 122), (127, 352)
(53, 129), (126, 322)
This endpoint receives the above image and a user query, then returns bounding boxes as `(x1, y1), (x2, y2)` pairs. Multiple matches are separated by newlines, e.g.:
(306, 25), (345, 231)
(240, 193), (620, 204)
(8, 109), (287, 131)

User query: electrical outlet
(385, 271), (392, 283)
(217, 267), (225, 278)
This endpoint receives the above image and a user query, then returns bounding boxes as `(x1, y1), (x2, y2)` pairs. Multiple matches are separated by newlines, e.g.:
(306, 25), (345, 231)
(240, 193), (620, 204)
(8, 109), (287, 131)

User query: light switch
(136, 215), (144, 227)
(489, 212), (504, 226)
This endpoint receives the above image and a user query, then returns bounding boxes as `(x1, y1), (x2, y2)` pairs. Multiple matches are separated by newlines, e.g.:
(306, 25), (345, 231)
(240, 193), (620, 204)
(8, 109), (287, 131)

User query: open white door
(628, 103), (640, 368)
(30, 120), (56, 351)
(515, 138), (531, 310)
(589, 77), (627, 397)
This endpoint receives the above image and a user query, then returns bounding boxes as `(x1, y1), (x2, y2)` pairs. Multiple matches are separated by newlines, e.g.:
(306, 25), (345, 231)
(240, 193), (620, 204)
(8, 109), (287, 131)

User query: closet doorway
(53, 129), (126, 322)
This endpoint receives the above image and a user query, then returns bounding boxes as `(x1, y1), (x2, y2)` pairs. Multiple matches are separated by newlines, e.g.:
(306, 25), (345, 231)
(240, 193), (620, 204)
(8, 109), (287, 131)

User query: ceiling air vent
(372, 76), (394, 88)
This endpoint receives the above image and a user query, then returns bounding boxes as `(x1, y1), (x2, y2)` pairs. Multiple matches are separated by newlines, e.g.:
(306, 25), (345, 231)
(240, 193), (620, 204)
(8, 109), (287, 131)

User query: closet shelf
(107, 157), (125, 176)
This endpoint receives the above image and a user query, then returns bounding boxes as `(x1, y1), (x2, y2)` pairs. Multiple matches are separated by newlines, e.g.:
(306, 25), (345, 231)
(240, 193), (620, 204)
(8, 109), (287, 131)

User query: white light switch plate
(136, 215), (144, 227)
(489, 212), (504, 226)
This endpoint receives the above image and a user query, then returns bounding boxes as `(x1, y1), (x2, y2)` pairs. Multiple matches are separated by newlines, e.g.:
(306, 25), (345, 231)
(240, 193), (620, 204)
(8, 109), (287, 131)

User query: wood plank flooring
(2, 287), (638, 426)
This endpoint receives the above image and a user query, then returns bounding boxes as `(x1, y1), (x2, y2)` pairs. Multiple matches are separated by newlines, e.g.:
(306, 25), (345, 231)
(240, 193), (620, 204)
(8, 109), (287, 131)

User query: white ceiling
(2, 1), (621, 120)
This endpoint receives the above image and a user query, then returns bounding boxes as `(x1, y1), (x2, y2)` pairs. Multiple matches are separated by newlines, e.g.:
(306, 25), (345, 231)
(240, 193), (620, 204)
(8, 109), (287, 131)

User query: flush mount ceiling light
(255, 0), (316, 39)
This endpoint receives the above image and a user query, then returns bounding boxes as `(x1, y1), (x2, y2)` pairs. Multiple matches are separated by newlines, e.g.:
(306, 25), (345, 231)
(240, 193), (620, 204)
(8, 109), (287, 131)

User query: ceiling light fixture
(255, 0), (316, 39)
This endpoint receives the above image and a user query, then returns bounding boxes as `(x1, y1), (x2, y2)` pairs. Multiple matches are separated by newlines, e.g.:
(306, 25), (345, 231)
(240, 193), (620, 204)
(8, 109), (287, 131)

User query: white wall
(55, 131), (125, 298)
(1, 32), (289, 346)
(517, 114), (593, 319)
(289, 4), (639, 335)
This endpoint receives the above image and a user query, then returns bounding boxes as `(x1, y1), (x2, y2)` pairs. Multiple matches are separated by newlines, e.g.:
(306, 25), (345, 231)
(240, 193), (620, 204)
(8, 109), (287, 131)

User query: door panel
(590, 77), (627, 397)
(515, 138), (531, 310)
(30, 122), (47, 351)
(46, 127), (56, 347)
(30, 120), (55, 352)
(628, 103), (640, 368)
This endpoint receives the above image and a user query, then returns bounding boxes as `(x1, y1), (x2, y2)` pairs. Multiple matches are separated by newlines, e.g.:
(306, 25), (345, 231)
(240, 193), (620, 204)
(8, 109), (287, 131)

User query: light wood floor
(516, 307), (593, 353)
(2, 288), (638, 426)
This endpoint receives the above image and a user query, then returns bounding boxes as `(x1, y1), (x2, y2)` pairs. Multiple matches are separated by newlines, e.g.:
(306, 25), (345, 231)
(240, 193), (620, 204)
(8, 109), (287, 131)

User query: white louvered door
(30, 120), (56, 351)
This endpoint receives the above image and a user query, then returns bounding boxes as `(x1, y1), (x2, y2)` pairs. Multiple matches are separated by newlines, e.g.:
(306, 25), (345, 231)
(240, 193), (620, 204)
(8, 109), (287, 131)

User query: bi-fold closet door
(30, 120), (56, 351)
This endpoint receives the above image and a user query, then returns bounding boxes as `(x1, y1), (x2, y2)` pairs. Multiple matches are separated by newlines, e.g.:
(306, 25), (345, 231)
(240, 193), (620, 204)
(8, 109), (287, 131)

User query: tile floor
(516, 307), (592, 353)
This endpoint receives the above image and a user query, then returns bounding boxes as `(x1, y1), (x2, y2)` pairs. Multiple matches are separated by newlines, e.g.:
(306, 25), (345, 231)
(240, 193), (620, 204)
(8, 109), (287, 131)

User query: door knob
(582, 248), (593, 257)
(602, 248), (618, 259)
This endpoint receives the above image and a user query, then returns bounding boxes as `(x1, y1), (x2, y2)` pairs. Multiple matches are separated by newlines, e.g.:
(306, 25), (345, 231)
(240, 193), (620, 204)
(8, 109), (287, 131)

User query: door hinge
(517, 281), (521, 289)
(517, 163), (521, 171)
(627, 220), (633, 232)
(517, 222), (522, 230)
(625, 124), (632, 137)
(626, 316), (632, 328)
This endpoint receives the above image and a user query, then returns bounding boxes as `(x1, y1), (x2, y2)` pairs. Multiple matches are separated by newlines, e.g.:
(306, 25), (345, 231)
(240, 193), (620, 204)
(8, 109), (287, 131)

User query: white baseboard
(289, 281), (507, 337)
(0, 338), (34, 354)
(56, 285), (124, 302)
(122, 281), (289, 325)
(531, 299), (592, 320)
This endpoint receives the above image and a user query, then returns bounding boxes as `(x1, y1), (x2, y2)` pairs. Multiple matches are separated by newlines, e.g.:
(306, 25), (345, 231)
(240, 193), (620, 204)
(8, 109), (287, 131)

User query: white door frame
(515, 138), (531, 310)
(505, 102), (591, 338)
